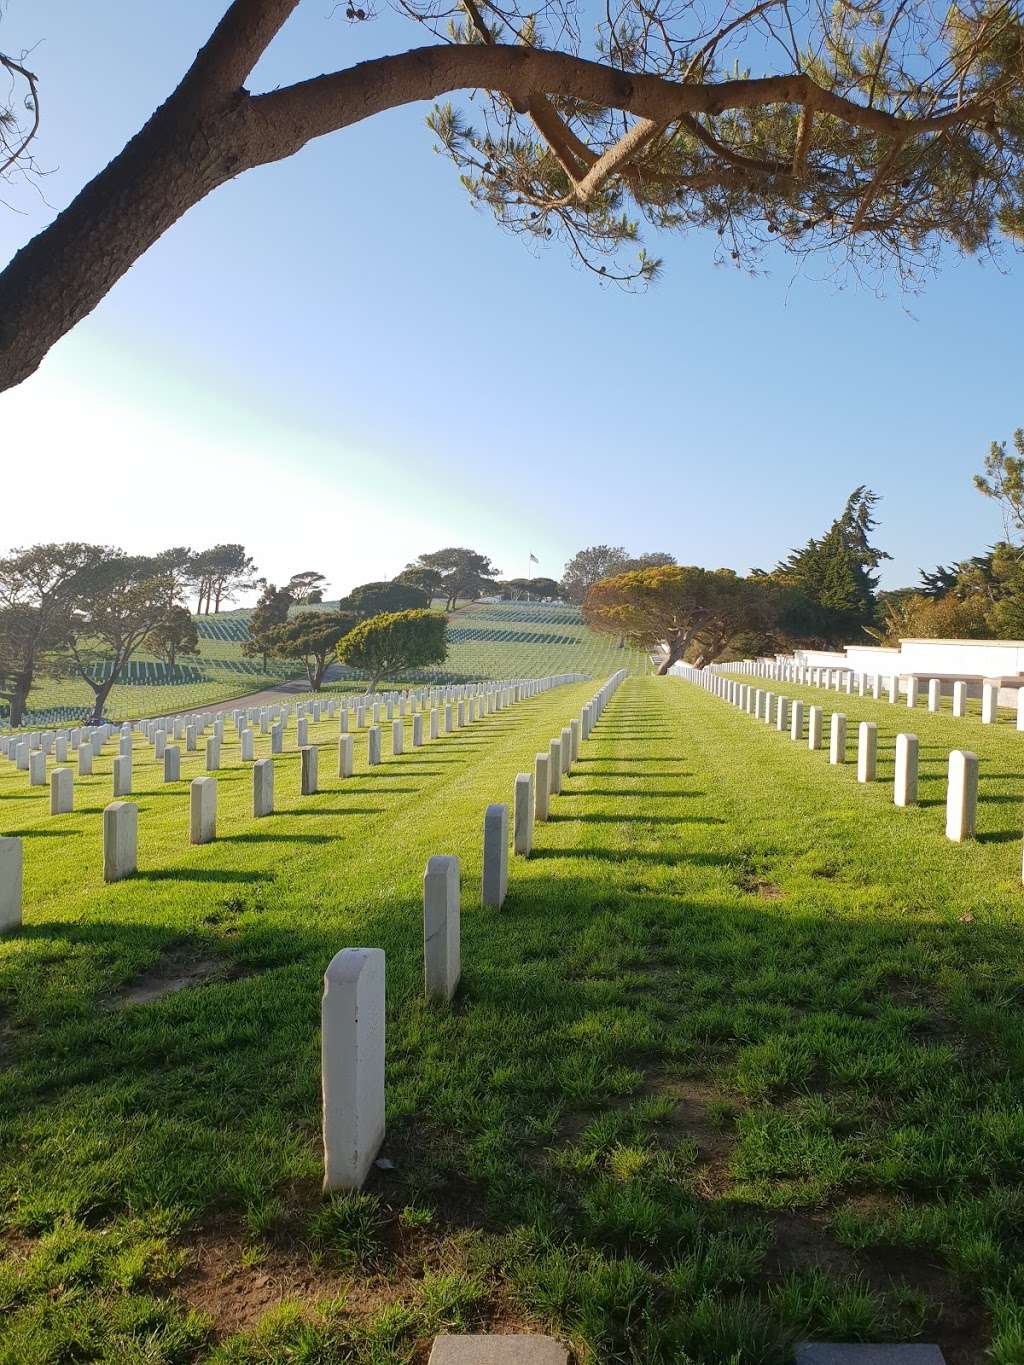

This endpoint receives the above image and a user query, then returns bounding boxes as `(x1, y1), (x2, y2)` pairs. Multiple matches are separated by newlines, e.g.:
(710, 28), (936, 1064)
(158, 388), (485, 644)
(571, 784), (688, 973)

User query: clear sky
(1, 0), (1021, 602)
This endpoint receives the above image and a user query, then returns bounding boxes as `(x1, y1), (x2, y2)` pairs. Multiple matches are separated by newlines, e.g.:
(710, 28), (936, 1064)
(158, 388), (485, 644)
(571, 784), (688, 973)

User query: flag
(528, 552), (538, 564)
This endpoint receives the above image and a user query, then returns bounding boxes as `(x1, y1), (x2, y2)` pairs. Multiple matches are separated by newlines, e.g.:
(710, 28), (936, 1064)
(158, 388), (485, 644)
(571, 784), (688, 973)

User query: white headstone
(535, 753), (550, 822)
(112, 754), (131, 796)
(514, 772), (534, 856)
(321, 947), (385, 1192)
(829, 714), (847, 765)
(50, 766), (73, 814)
(857, 721), (877, 783)
(164, 745), (180, 782)
(253, 758), (274, 817)
(954, 682), (967, 719)
(808, 706), (822, 751)
(423, 855), (460, 1001)
(103, 801), (138, 881)
(206, 736), (220, 771)
(0, 837), (22, 933)
(548, 739), (562, 794)
(945, 750), (978, 841)
(338, 734), (354, 778)
(482, 803), (509, 909)
(301, 745), (319, 795)
(392, 719), (404, 756)
(190, 776), (217, 844)
(368, 727), (381, 766)
(241, 729), (254, 761)
(894, 733), (918, 807)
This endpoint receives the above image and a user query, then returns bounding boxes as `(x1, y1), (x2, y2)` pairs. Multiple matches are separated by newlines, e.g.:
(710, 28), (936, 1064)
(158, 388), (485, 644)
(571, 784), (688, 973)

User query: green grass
(15, 602), (645, 727)
(4, 676), (1024, 1360)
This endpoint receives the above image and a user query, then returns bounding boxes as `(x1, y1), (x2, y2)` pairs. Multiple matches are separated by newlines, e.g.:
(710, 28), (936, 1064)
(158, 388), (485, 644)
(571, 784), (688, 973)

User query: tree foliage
(767, 487), (888, 646)
(583, 563), (769, 671)
(0, 542), (108, 726)
(286, 570), (328, 604)
(405, 549), (500, 611)
(261, 610), (358, 690)
(62, 556), (183, 723)
(4, 0), (1024, 392)
(561, 546), (629, 604)
(344, 580), (431, 618)
(243, 582), (295, 669)
(188, 544), (259, 615)
(144, 605), (200, 668)
(336, 609), (448, 689)
(976, 428), (1024, 540)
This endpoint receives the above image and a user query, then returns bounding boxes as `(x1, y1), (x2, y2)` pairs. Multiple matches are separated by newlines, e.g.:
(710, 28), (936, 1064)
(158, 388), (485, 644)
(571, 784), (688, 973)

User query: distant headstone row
(322, 668), (628, 1191)
(712, 657), (1023, 729)
(0, 673), (590, 934)
(672, 664), (987, 849)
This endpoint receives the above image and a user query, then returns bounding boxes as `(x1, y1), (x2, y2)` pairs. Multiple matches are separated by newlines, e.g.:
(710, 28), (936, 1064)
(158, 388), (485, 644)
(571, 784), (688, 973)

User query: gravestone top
(795, 1346), (945, 1365)
(428, 1336), (568, 1365)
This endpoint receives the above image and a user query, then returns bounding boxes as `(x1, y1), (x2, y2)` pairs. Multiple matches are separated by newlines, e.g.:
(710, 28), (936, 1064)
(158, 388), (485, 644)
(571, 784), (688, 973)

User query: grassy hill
(3, 676), (1024, 1359)
(15, 601), (648, 726)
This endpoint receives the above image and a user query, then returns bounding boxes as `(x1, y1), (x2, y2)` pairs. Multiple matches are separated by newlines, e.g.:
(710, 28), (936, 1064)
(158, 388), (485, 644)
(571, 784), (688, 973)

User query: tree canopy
(344, 580), (432, 618)
(583, 563), (767, 671)
(766, 486), (888, 646)
(336, 609), (448, 690)
(4, 0), (1023, 393)
(261, 610), (358, 690)
(405, 549), (501, 611)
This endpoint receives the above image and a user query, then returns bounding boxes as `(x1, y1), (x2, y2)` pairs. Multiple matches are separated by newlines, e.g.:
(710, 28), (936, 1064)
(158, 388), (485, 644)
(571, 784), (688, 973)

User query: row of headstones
(323, 669), (629, 1190)
(0, 675), (590, 806)
(0, 676), (589, 785)
(675, 666), (982, 844)
(0, 674), (590, 931)
(723, 659), (1022, 728)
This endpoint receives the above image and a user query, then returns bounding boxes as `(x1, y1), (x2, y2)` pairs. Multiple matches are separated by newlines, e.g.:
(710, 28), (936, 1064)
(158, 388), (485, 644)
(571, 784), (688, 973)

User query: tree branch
(177, 0), (301, 106)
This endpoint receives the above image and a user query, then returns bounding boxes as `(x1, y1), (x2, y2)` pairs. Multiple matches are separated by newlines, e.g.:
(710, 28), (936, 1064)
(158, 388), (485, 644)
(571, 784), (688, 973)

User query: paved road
(170, 664), (355, 719)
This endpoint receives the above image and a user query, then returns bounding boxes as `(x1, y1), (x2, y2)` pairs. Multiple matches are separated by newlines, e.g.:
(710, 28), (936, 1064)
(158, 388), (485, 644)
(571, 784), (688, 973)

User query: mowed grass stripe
(2, 677), (1024, 1360)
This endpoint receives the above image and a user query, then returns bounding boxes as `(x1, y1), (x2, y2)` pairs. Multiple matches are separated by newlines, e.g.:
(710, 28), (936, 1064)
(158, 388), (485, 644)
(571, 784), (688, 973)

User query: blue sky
(1, 0), (1021, 600)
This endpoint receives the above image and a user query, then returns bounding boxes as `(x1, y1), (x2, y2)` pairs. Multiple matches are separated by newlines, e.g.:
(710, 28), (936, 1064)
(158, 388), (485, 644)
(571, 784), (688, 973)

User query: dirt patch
(106, 944), (244, 1009)
(737, 874), (784, 900)
(179, 1221), (351, 1337)
(648, 1075), (739, 1195)
(762, 1206), (989, 1365)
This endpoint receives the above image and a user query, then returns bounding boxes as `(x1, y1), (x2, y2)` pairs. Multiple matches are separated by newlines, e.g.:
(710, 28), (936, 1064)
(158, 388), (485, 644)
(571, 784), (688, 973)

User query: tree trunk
(656, 631), (693, 675)
(87, 675), (117, 725)
(8, 673), (32, 729)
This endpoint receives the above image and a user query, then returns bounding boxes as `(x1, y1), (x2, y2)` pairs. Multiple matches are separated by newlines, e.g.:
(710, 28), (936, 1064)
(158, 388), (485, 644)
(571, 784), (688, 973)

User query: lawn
(2, 675), (1024, 1363)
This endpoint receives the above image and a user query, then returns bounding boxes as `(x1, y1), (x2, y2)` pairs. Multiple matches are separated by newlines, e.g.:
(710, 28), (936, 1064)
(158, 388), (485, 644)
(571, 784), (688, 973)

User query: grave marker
(322, 947), (385, 1191)
(423, 855), (460, 1001)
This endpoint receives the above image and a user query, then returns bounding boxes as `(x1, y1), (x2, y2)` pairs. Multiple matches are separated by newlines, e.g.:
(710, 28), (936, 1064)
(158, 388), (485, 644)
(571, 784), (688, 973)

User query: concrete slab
(428, 1335), (568, 1365)
(795, 1345), (945, 1365)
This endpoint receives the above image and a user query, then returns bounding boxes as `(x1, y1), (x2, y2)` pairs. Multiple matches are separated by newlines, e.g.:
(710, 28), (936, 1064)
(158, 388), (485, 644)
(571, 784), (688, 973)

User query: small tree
(336, 610), (447, 691)
(407, 549), (500, 610)
(395, 566), (444, 604)
(0, 542), (106, 725)
(244, 582), (294, 670)
(62, 556), (182, 723)
(286, 570), (329, 604)
(561, 547), (629, 604)
(145, 605), (200, 668)
(344, 580), (430, 618)
(261, 610), (357, 690)
(189, 544), (259, 614)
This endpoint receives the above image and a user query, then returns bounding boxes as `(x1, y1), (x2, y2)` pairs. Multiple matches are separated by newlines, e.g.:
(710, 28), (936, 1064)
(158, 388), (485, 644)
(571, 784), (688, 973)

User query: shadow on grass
(134, 868), (274, 882)
(546, 811), (722, 826)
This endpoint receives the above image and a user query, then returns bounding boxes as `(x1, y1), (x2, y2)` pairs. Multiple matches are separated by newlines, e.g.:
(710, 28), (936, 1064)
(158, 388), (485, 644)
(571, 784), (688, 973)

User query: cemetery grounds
(3, 672), (1024, 1362)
